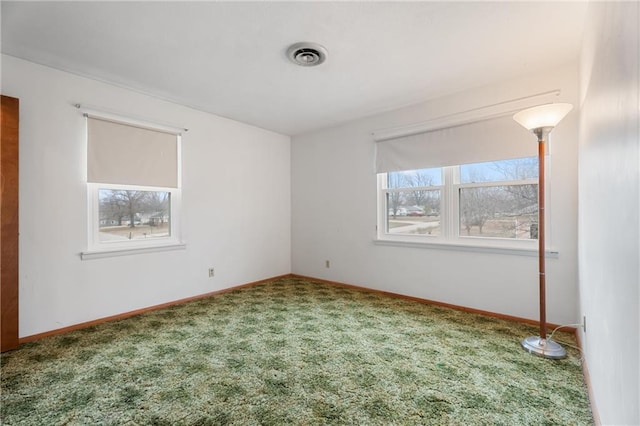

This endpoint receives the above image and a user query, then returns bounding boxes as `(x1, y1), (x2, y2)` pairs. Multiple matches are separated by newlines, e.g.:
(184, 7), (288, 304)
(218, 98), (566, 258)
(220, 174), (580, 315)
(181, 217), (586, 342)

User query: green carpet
(1, 276), (593, 425)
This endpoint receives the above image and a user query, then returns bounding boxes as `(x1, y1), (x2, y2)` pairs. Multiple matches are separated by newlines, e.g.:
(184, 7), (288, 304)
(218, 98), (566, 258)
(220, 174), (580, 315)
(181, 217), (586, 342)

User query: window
(97, 188), (172, 242)
(378, 156), (539, 248)
(83, 113), (183, 257)
(457, 157), (538, 240)
(385, 167), (443, 237)
(373, 111), (547, 251)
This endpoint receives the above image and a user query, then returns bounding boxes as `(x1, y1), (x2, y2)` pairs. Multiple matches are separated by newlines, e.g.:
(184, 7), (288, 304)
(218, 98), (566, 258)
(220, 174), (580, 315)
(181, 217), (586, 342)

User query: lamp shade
(513, 103), (573, 131)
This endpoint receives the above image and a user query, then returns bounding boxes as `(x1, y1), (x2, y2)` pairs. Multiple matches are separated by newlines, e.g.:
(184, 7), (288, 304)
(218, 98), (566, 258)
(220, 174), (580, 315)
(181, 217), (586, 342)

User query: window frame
(382, 171), (444, 238)
(377, 159), (544, 252)
(81, 113), (184, 260)
(87, 183), (183, 253)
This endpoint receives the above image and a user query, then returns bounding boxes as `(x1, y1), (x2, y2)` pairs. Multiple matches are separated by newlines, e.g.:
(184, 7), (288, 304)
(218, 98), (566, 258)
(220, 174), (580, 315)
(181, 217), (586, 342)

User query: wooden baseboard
(18, 274), (290, 344)
(19, 272), (593, 422)
(290, 274), (576, 334)
(19, 272), (577, 340)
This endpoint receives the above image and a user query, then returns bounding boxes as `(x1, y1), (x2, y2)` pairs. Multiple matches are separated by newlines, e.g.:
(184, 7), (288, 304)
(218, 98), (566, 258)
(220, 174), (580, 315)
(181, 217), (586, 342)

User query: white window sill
(80, 243), (186, 260)
(373, 238), (558, 258)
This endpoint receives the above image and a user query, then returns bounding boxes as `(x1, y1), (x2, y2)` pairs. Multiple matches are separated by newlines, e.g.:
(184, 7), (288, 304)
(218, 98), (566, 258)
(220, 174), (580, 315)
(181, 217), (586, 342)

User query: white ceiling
(1, 1), (587, 136)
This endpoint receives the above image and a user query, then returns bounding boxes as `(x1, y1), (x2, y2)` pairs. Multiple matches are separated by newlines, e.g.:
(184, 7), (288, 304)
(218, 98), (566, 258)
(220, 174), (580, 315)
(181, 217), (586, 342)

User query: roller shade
(375, 115), (535, 173)
(87, 117), (178, 188)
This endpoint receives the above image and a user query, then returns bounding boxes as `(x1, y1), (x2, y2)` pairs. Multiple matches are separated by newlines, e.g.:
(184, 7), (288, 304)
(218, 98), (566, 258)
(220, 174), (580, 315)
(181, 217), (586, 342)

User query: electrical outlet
(208, 268), (215, 278)
(325, 260), (330, 268)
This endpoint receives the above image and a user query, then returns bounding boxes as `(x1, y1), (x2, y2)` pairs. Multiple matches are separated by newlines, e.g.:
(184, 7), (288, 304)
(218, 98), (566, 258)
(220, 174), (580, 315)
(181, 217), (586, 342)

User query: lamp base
(521, 336), (567, 359)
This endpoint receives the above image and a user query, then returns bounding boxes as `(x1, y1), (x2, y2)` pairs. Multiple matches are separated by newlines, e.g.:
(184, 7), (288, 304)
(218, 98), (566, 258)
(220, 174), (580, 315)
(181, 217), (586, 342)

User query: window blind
(374, 114), (535, 173)
(87, 117), (178, 188)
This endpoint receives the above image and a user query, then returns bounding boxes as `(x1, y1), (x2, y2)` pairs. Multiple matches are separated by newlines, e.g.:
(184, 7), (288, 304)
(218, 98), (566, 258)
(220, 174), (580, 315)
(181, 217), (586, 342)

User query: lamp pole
(534, 127), (551, 341)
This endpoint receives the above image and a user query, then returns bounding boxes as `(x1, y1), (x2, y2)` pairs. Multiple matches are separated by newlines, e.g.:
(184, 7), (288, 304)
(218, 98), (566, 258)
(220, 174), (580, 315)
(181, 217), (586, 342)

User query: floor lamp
(513, 103), (572, 359)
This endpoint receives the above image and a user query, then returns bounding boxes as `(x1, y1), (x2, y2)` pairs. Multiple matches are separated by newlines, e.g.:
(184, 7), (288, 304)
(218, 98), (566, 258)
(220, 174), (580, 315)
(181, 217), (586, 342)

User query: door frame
(1, 94), (20, 352)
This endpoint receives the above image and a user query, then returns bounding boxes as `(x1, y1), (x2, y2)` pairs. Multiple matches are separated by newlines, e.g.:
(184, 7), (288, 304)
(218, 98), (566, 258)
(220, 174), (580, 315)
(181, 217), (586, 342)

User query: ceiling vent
(286, 42), (328, 67)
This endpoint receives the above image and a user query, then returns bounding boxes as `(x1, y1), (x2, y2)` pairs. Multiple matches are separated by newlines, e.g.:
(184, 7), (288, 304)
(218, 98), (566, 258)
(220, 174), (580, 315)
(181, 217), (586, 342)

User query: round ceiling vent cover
(287, 42), (328, 67)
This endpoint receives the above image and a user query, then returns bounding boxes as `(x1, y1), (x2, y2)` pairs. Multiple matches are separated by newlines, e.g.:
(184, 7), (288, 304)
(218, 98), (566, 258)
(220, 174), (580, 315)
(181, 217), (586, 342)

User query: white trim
(377, 159), (544, 250)
(372, 90), (561, 142)
(87, 183), (182, 254)
(373, 238), (558, 258)
(443, 166), (456, 240)
(81, 243), (186, 261)
(455, 178), (537, 189)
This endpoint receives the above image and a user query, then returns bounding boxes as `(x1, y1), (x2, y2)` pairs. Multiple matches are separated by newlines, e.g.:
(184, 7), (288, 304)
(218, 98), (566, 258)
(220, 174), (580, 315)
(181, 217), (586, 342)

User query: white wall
(578, 2), (639, 424)
(1, 55), (291, 338)
(292, 64), (580, 325)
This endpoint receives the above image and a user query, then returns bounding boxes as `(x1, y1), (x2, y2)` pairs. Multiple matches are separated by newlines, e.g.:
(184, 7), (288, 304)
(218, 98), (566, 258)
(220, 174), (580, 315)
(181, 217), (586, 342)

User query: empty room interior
(1, 1), (638, 425)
